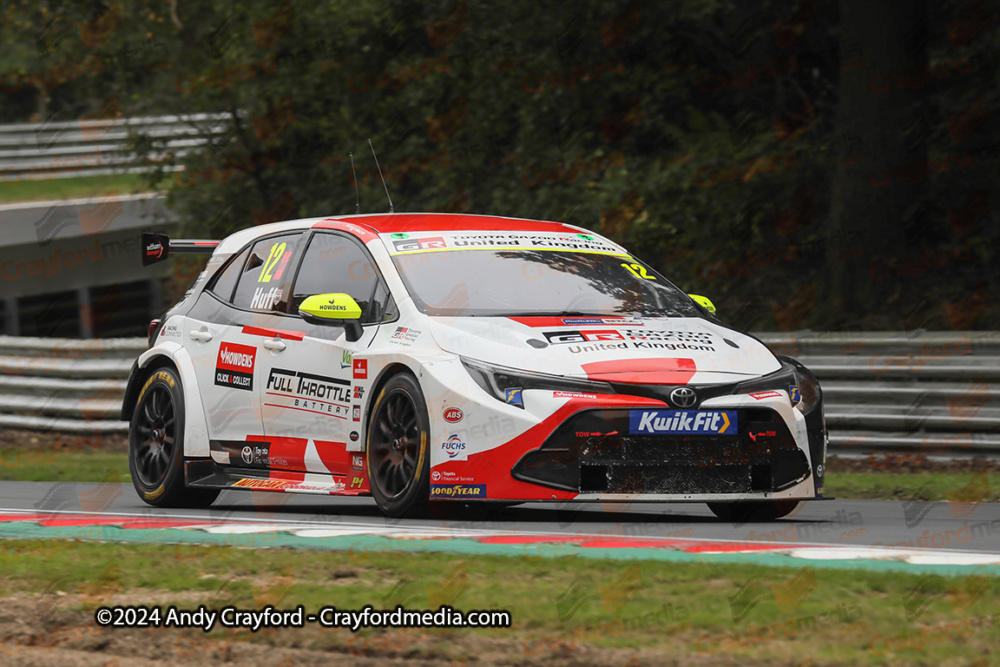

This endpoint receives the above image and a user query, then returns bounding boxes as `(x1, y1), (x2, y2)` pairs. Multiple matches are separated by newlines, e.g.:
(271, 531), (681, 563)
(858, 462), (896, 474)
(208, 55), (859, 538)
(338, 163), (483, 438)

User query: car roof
(318, 212), (586, 234)
(215, 212), (599, 255)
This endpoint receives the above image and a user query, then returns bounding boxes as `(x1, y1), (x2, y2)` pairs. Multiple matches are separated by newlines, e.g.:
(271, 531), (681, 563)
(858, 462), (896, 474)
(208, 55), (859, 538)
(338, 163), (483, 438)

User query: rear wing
(142, 232), (220, 266)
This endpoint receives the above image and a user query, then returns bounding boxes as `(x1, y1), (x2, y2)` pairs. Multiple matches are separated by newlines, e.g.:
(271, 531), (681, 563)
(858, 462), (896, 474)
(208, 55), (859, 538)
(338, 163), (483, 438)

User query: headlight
(790, 362), (821, 414)
(735, 357), (821, 414)
(460, 357), (614, 409)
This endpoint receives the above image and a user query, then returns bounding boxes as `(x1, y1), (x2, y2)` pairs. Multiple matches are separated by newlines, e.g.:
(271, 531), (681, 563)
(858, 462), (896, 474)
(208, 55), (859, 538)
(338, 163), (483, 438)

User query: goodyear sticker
(430, 484), (486, 498)
(629, 410), (737, 435)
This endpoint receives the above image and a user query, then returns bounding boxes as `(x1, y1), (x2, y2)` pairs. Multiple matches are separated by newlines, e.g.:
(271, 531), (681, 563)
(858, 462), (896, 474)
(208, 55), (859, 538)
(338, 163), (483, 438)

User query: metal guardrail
(0, 336), (140, 433)
(2, 332), (1000, 457)
(0, 113), (231, 181)
(756, 331), (1000, 458)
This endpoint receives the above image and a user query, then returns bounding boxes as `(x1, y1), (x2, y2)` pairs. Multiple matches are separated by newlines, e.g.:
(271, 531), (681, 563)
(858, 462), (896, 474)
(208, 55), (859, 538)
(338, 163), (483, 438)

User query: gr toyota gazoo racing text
(121, 213), (827, 520)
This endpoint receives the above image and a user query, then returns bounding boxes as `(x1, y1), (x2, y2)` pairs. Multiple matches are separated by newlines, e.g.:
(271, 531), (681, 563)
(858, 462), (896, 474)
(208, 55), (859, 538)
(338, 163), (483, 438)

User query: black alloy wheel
(367, 373), (430, 517)
(128, 367), (219, 508)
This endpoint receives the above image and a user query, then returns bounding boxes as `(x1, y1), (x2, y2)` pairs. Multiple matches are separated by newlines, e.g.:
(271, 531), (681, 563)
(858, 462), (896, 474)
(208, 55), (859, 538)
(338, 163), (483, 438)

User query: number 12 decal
(258, 243), (287, 283)
(622, 263), (655, 280)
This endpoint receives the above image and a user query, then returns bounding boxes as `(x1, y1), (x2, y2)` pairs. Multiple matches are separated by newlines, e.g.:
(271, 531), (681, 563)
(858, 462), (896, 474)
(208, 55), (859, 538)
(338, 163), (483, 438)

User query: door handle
(262, 338), (286, 352)
(189, 329), (213, 342)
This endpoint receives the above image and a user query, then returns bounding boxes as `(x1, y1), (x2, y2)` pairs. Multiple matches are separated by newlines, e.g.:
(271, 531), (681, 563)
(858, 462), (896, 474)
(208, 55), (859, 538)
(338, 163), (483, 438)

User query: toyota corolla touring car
(121, 213), (827, 520)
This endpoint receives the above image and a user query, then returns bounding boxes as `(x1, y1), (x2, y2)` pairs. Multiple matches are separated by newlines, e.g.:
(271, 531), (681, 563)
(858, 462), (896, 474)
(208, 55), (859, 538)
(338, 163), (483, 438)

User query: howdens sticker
(629, 410), (737, 435)
(215, 341), (257, 391)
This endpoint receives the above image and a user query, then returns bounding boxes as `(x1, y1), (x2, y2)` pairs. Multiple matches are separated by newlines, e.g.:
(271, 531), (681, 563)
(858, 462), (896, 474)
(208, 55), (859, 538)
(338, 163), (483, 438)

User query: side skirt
(185, 458), (371, 496)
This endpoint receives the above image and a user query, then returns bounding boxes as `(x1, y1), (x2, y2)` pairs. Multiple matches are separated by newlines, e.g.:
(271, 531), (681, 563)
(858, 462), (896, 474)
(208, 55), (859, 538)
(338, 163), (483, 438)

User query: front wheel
(707, 500), (800, 523)
(367, 373), (431, 517)
(129, 367), (219, 508)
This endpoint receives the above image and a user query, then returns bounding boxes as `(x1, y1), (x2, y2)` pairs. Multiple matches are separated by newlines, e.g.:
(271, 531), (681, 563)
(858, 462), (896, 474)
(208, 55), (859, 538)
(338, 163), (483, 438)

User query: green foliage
(1, 0), (998, 330)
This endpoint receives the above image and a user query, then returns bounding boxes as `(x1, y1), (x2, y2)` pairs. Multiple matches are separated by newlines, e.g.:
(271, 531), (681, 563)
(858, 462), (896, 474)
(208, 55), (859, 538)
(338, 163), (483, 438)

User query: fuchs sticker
(443, 408), (464, 423)
(629, 410), (737, 435)
(553, 391), (598, 399)
(353, 359), (367, 379)
(215, 342), (257, 391)
(750, 391), (783, 400)
(430, 484), (486, 498)
(441, 434), (467, 460)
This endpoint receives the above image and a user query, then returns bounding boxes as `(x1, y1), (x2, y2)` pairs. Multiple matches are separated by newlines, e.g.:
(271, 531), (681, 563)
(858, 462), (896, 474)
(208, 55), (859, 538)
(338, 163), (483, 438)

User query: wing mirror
(688, 294), (717, 316)
(298, 293), (363, 342)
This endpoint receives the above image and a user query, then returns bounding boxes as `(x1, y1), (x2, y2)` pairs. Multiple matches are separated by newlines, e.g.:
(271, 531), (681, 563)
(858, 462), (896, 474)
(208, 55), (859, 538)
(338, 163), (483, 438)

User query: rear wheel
(707, 500), (800, 523)
(367, 373), (431, 517)
(129, 367), (219, 508)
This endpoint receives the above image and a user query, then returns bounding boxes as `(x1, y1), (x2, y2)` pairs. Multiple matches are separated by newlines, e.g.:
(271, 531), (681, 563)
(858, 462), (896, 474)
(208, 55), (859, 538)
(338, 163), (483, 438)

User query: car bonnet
(427, 315), (781, 385)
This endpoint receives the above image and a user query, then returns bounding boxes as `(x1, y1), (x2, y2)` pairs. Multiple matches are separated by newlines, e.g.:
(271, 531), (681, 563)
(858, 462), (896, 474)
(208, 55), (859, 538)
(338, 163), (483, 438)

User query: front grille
(511, 408), (809, 494)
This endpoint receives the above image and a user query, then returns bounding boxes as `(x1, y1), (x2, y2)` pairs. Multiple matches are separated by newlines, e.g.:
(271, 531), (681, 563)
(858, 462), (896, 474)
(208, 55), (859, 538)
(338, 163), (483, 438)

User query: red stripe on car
(241, 326), (306, 341)
(581, 358), (697, 384)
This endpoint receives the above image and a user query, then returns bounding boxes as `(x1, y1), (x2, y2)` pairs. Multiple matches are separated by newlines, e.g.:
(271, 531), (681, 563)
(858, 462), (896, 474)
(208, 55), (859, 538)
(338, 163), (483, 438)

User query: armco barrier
(757, 331), (1000, 458)
(1, 332), (1000, 457)
(0, 113), (231, 181)
(0, 335), (141, 433)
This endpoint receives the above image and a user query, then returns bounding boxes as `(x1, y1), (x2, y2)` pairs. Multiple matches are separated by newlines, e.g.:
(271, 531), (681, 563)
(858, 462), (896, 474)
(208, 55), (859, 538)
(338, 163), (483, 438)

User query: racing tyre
(707, 500), (800, 523)
(129, 367), (219, 508)
(367, 373), (431, 518)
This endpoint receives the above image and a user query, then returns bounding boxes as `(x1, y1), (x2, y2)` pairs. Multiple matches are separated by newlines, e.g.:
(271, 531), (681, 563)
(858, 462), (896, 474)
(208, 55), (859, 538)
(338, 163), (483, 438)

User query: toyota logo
(670, 387), (697, 408)
(241, 445), (253, 465)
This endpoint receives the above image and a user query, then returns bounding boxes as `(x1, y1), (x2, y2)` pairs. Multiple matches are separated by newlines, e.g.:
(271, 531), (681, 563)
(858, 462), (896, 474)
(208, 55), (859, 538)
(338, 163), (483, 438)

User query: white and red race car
(122, 213), (827, 519)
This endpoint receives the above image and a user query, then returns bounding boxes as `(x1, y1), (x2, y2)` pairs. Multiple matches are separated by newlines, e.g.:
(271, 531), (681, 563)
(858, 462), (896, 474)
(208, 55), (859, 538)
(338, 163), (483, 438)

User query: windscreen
(391, 246), (702, 318)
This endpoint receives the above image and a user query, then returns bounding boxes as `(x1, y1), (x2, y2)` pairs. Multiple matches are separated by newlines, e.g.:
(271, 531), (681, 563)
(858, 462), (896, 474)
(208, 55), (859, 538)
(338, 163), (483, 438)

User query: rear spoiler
(142, 232), (220, 266)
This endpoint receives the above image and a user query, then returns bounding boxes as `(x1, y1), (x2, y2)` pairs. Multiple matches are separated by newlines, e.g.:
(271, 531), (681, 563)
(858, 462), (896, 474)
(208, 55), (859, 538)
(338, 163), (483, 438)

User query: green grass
(0, 173), (152, 203)
(0, 540), (995, 665)
(0, 448), (130, 482)
(825, 471), (999, 502)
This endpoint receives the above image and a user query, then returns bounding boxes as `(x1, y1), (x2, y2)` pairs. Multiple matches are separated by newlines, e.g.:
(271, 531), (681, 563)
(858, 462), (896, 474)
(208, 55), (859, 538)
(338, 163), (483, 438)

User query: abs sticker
(430, 484), (486, 498)
(629, 410), (737, 435)
(215, 342), (257, 391)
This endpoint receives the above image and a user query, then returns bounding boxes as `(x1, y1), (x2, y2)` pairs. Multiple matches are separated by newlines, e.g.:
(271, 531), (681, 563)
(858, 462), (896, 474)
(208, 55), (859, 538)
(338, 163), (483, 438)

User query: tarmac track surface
(0, 481), (998, 554)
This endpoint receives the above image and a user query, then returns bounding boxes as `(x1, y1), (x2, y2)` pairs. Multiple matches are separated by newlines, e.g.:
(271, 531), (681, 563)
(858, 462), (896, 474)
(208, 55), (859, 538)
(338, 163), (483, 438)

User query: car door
(187, 231), (302, 469)
(255, 231), (384, 475)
